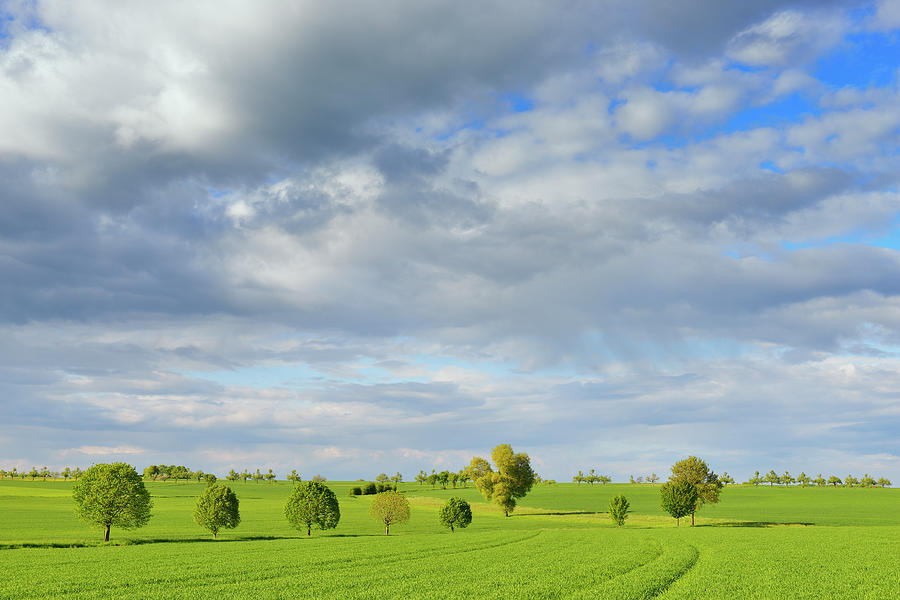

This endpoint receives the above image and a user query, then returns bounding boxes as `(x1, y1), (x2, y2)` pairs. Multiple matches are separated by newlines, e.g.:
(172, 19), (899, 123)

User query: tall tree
(469, 444), (536, 517)
(284, 481), (341, 536)
(72, 463), (152, 542)
(193, 484), (240, 539)
(669, 456), (722, 526)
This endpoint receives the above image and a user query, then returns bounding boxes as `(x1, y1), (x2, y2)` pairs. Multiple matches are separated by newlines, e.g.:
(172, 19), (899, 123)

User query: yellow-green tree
(669, 456), (722, 526)
(469, 444), (536, 517)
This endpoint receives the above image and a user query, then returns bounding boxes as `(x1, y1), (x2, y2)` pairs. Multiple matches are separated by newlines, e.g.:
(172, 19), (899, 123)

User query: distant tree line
(745, 470), (891, 488)
(572, 469), (612, 484)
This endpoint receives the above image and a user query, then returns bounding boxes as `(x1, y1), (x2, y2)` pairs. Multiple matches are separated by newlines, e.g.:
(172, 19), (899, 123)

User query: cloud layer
(1, 1), (898, 481)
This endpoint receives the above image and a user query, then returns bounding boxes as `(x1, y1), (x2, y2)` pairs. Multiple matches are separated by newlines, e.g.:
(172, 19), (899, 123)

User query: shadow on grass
(697, 521), (815, 528)
(512, 511), (601, 516)
(0, 532), (392, 550)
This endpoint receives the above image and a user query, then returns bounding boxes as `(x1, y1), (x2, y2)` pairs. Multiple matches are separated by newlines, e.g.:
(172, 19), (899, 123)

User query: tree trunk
(213, 532), (217, 539)
(104, 525), (110, 542)
(676, 517), (679, 527)
(691, 512), (694, 526)
(450, 524), (454, 533)
(504, 509), (509, 517)
(307, 525), (311, 536)
(385, 525), (389, 535)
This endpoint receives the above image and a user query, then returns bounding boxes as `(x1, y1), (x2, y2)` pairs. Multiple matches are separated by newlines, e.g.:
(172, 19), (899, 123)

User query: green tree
(764, 470), (779, 486)
(877, 477), (891, 487)
(369, 490), (410, 535)
(375, 473), (390, 483)
(193, 484), (239, 538)
(391, 472), (403, 485)
(659, 479), (698, 527)
(796, 472), (811, 487)
(587, 468), (598, 484)
(747, 471), (762, 486)
(62, 467), (72, 480)
(599, 475), (612, 484)
(608, 494), (630, 527)
(437, 470), (450, 489)
(241, 469), (250, 482)
(72, 463), (152, 542)
(415, 470), (427, 485)
(28, 467), (38, 480)
(469, 444), (536, 517)
(227, 469), (239, 482)
(827, 475), (842, 487)
(265, 469), (276, 483)
(73, 467), (83, 480)
(859, 474), (876, 487)
(812, 474), (826, 486)
(438, 497), (472, 533)
(647, 473), (659, 485)
(204, 473), (217, 486)
(426, 472), (438, 489)
(719, 472), (735, 485)
(284, 481), (340, 536)
(669, 456), (722, 526)
(844, 474), (859, 487)
(193, 470), (205, 483)
(573, 471), (585, 484)
(780, 471), (795, 486)
(252, 469), (263, 484)
(286, 469), (301, 483)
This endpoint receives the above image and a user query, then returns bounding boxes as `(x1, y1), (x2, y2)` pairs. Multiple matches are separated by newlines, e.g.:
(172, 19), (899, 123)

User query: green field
(1, 480), (897, 599)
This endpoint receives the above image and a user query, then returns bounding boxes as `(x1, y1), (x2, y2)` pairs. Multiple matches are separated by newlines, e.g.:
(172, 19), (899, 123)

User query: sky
(1, 0), (899, 483)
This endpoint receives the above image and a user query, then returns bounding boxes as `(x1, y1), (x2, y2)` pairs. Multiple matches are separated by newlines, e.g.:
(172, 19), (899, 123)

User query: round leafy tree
(439, 497), (472, 533)
(194, 484), (240, 538)
(608, 494), (630, 527)
(72, 463), (152, 542)
(468, 443), (536, 517)
(369, 490), (410, 535)
(284, 481), (340, 536)
(659, 479), (698, 527)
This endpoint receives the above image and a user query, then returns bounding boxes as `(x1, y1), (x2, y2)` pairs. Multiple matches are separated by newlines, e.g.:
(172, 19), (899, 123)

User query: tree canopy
(284, 481), (341, 536)
(72, 463), (152, 542)
(669, 456), (722, 526)
(469, 443), (536, 517)
(659, 479), (698, 527)
(193, 484), (240, 538)
(369, 490), (410, 535)
(438, 497), (472, 533)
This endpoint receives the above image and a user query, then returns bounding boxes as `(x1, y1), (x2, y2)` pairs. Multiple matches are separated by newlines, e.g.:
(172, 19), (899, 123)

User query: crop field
(1, 480), (897, 599)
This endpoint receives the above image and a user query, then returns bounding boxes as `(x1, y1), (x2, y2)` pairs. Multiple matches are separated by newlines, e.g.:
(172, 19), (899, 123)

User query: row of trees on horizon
(0, 466), (893, 488)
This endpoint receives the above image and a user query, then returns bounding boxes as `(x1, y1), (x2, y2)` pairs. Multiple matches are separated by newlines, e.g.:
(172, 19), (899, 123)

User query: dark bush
(362, 482), (377, 495)
(349, 486), (362, 496)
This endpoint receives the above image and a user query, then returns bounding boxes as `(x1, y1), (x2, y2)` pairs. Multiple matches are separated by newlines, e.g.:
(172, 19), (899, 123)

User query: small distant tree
(599, 475), (612, 484)
(39, 467), (51, 481)
(391, 472), (403, 485)
(376, 473), (390, 483)
(747, 471), (762, 486)
(764, 470), (779, 486)
(719, 472), (735, 485)
(252, 469), (263, 484)
(227, 469), (239, 482)
(844, 474), (858, 487)
(859, 474), (876, 488)
(284, 481), (341, 536)
(659, 479), (697, 527)
(241, 469), (251, 482)
(72, 463), (152, 542)
(204, 473), (217, 486)
(647, 473), (659, 485)
(587, 469), (599, 485)
(62, 467), (72, 481)
(629, 475), (636, 484)
(370, 490), (410, 535)
(427, 473), (438, 489)
(193, 484), (240, 538)
(193, 470), (205, 483)
(877, 477), (891, 488)
(437, 470), (450, 489)
(439, 497), (472, 533)
(635, 476), (644, 484)
(415, 470), (427, 485)
(312, 474), (327, 482)
(796, 472), (811, 487)
(458, 468), (470, 488)
(449, 471), (459, 488)
(827, 475), (842, 487)
(780, 471), (794, 486)
(812, 474), (826, 486)
(608, 494), (630, 527)
(29, 467), (38, 480)
(73, 467), (83, 480)
(286, 470), (301, 483)
(573, 471), (585, 484)
(265, 469), (276, 483)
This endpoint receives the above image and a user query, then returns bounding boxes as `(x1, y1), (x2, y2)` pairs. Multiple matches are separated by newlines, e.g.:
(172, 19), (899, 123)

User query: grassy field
(1, 480), (897, 598)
